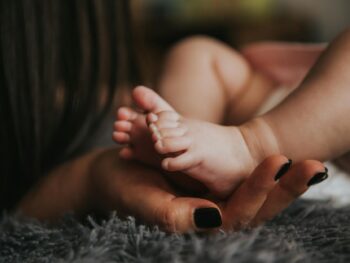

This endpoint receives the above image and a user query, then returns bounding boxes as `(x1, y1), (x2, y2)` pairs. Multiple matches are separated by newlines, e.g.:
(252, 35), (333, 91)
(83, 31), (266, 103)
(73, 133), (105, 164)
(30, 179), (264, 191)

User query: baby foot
(113, 86), (209, 194)
(113, 86), (174, 166)
(131, 88), (257, 198)
(149, 113), (256, 198)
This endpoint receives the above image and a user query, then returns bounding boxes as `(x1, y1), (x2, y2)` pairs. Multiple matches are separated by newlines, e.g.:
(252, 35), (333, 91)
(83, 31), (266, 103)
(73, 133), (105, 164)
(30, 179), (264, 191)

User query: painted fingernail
(194, 207), (222, 229)
(275, 159), (292, 181)
(307, 168), (328, 186)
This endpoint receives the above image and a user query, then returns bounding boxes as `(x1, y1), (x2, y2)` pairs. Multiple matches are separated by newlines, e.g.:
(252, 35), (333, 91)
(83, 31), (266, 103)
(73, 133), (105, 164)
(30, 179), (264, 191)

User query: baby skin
(114, 31), (350, 198)
(114, 86), (256, 198)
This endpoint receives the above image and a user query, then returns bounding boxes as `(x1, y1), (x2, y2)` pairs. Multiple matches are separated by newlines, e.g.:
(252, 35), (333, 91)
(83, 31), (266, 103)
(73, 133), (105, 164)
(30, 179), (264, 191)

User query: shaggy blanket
(0, 200), (349, 263)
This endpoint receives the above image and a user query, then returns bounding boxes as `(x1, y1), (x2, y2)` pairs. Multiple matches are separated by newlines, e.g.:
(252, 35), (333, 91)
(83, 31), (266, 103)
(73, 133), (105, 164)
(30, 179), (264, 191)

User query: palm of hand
(90, 148), (326, 233)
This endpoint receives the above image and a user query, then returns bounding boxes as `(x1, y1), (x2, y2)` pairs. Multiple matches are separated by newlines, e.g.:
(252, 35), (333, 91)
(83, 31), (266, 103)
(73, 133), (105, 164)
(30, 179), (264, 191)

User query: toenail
(275, 159), (292, 181)
(148, 113), (158, 122)
(150, 123), (162, 140)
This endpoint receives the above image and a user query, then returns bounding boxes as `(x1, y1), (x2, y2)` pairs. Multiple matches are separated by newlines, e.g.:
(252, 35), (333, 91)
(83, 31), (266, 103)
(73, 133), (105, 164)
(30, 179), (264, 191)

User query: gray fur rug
(1, 200), (350, 263)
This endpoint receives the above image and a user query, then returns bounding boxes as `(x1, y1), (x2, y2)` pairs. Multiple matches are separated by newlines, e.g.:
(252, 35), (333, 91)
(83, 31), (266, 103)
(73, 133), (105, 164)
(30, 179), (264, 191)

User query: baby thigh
(158, 36), (262, 124)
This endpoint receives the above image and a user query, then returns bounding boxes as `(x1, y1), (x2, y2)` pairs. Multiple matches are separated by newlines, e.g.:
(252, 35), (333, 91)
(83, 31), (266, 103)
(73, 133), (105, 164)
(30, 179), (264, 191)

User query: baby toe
(114, 120), (132, 133)
(158, 126), (187, 139)
(119, 147), (135, 160)
(148, 123), (162, 142)
(154, 119), (179, 129)
(157, 110), (180, 122)
(113, 131), (131, 144)
(132, 86), (174, 113)
(155, 136), (191, 154)
(117, 107), (138, 121)
(146, 111), (179, 125)
(162, 153), (197, 172)
(146, 112), (158, 123)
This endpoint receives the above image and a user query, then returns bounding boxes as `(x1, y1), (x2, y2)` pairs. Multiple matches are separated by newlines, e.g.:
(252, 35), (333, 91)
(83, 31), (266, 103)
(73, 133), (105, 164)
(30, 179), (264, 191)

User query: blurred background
(130, 0), (350, 84)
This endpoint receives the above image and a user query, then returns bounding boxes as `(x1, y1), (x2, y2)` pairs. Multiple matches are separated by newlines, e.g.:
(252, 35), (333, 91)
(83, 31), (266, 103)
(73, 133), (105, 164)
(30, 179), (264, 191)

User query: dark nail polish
(307, 169), (328, 186)
(275, 159), (292, 181)
(194, 208), (222, 229)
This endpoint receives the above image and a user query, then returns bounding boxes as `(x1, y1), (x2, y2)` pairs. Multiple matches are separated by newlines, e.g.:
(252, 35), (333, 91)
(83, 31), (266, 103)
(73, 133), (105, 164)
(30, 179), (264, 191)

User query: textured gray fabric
(0, 200), (349, 263)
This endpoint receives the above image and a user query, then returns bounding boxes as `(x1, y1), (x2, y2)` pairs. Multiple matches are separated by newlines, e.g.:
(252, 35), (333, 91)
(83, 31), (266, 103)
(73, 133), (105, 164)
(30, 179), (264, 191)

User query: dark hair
(0, 0), (137, 210)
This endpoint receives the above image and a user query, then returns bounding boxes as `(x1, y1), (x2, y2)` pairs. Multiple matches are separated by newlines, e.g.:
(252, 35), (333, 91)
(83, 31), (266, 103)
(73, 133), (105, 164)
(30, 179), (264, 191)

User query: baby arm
(243, 29), (350, 163)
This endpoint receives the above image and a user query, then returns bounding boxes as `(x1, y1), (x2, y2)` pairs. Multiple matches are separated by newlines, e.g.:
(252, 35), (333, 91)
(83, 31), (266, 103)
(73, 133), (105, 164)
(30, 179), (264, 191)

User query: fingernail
(275, 159), (292, 181)
(194, 207), (222, 229)
(307, 168), (329, 186)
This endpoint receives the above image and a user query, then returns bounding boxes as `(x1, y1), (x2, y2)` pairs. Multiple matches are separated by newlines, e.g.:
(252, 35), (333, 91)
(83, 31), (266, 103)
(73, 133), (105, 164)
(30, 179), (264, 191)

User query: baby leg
(158, 38), (325, 125)
(140, 40), (329, 197)
(114, 37), (274, 164)
(242, 29), (350, 164)
(241, 42), (326, 87)
(230, 42), (325, 122)
(137, 89), (257, 198)
(157, 36), (277, 125)
(113, 37), (321, 198)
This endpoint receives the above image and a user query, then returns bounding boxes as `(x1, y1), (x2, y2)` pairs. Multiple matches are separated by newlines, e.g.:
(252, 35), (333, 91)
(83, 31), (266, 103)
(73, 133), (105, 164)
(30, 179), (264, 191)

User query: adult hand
(91, 148), (328, 233)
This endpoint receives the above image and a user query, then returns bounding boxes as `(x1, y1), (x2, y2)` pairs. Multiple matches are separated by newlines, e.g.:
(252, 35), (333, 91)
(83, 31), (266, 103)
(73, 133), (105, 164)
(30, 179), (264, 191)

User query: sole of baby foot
(113, 106), (162, 167)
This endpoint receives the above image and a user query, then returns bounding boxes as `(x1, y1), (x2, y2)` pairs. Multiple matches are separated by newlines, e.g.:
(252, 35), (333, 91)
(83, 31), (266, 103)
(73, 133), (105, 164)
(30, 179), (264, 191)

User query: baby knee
(165, 35), (221, 66)
(331, 27), (350, 48)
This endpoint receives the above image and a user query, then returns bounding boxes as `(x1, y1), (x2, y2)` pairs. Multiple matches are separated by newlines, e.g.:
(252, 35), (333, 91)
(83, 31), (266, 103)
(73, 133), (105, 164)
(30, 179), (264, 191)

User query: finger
(222, 155), (291, 231)
(161, 197), (222, 233)
(252, 160), (327, 226)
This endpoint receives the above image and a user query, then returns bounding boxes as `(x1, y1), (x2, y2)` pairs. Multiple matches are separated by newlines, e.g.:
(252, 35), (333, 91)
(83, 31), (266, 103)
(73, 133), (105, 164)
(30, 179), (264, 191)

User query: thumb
(96, 151), (222, 233)
(152, 196), (222, 233)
